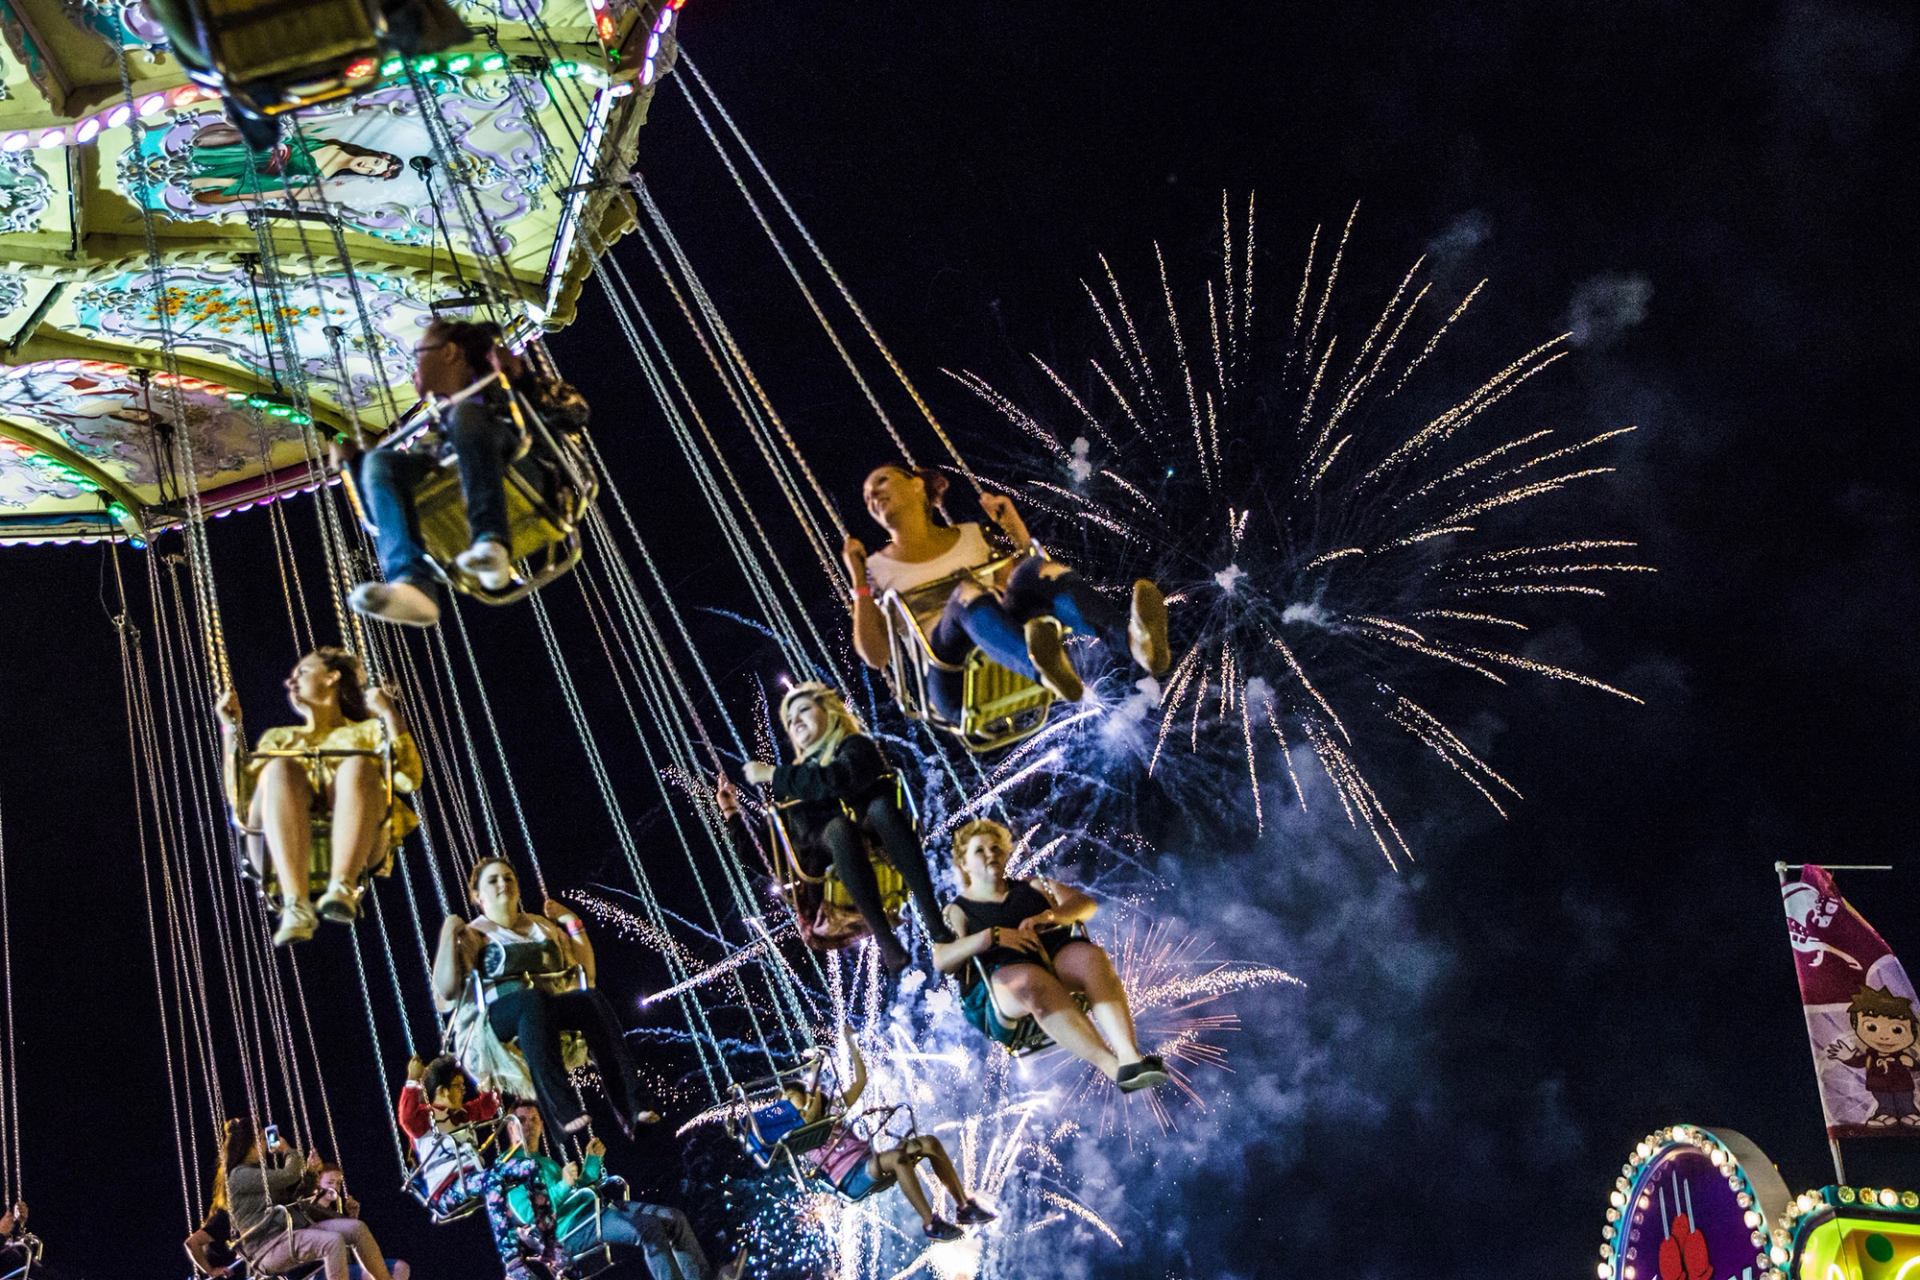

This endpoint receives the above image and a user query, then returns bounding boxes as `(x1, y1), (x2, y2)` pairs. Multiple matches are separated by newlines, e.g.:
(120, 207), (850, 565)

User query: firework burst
(950, 197), (1650, 858)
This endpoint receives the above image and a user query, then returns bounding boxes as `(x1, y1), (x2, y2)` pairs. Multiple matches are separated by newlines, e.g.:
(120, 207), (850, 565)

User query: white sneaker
(349, 581), (441, 627)
(455, 538), (514, 592)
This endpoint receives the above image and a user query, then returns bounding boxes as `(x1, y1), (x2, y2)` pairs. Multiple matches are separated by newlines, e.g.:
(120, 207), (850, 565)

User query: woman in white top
(432, 858), (651, 1140)
(842, 463), (1170, 717)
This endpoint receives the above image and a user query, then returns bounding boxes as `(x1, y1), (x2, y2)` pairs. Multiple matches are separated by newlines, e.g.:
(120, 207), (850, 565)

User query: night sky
(2, 4), (1918, 1278)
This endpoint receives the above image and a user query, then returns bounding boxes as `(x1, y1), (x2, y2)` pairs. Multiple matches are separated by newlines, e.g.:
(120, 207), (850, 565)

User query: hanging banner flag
(1782, 864), (1920, 1138)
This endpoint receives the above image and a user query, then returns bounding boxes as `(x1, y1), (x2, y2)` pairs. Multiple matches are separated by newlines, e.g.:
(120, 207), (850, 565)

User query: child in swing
(771, 1030), (995, 1242)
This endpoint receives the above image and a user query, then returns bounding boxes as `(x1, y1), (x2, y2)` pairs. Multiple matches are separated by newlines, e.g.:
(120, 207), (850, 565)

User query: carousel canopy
(0, 0), (681, 543)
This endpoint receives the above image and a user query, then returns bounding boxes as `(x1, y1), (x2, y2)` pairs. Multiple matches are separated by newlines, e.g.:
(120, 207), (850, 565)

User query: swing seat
(1, 1235), (42, 1280)
(560, 1176), (630, 1279)
(146, 0), (466, 128)
(768, 795), (908, 952)
(962, 925), (1091, 1058)
(879, 553), (1057, 754)
(230, 743), (403, 910)
(149, 0), (382, 116)
(724, 1093), (837, 1170)
(344, 379), (600, 606)
(400, 1118), (499, 1225)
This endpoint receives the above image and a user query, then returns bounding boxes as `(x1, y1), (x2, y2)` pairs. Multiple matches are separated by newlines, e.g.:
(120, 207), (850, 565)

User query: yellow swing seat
(344, 374), (600, 606)
(879, 550), (1057, 754)
(767, 790), (909, 952)
(229, 740), (402, 908)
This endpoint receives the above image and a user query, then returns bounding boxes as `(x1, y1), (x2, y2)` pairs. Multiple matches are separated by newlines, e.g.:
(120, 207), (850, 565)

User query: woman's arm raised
(432, 915), (472, 1004)
(843, 537), (892, 670)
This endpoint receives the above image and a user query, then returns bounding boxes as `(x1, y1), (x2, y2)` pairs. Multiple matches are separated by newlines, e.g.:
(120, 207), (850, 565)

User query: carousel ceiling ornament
(0, 0), (688, 542)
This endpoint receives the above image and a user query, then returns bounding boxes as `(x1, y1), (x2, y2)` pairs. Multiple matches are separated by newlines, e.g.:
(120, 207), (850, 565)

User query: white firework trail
(947, 199), (1650, 853)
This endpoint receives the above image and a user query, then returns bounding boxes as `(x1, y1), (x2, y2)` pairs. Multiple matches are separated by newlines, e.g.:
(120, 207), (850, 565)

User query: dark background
(3, 3), (1917, 1277)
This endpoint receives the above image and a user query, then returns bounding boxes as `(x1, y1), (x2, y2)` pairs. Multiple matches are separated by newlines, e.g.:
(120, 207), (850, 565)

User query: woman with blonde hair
(731, 682), (951, 971)
(932, 818), (1167, 1091)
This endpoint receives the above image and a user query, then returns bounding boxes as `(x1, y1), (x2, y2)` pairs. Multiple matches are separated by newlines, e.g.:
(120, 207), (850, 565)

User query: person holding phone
(215, 1117), (396, 1280)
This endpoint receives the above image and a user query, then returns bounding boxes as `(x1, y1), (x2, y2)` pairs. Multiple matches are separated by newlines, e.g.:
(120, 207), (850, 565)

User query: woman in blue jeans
(843, 464), (1172, 716)
(342, 318), (525, 628)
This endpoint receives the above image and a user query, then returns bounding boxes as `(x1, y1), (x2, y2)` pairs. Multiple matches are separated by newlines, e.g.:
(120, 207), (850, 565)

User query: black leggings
(486, 986), (641, 1133)
(819, 794), (951, 945)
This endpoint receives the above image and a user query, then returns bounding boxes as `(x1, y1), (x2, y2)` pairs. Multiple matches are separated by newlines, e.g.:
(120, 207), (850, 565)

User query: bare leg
(328, 754), (389, 886)
(993, 964), (1119, 1079)
(256, 757), (316, 907)
(903, 1135), (969, 1204)
(1052, 940), (1145, 1064)
(875, 1149), (934, 1226)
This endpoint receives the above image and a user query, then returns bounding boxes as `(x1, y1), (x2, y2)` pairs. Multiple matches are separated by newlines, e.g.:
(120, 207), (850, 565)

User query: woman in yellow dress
(216, 646), (422, 945)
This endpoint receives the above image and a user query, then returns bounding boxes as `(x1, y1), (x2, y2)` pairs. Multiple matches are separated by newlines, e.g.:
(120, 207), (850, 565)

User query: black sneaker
(924, 1217), (964, 1242)
(955, 1199), (997, 1226)
(1116, 1055), (1170, 1092)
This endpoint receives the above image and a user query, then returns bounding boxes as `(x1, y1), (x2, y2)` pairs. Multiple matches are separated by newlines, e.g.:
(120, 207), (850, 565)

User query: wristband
(990, 926), (1000, 948)
(853, 584), (872, 599)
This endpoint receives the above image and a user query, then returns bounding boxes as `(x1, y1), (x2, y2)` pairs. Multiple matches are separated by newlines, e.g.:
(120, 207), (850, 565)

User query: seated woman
(217, 646), (422, 946)
(393, 1056), (565, 1280)
(732, 682), (951, 970)
(771, 1032), (994, 1243)
(434, 858), (656, 1142)
(341, 319), (528, 627)
(842, 463), (1171, 711)
(500, 1098), (748, 1280)
(217, 1118), (394, 1280)
(932, 819), (1168, 1092)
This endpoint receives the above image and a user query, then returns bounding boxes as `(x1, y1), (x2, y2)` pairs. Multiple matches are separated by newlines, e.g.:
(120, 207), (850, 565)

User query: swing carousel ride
(0, 2), (1664, 1277)
(0, 0), (671, 543)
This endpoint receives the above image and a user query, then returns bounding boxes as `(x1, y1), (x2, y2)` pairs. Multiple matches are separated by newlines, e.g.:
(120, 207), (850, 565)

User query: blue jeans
(923, 557), (1127, 717)
(357, 401), (520, 594)
(565, 1201), (713, 1280)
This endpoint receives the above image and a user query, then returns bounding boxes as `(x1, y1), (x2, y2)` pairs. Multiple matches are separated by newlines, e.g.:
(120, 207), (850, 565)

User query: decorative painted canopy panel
(0, 0), (686, 542)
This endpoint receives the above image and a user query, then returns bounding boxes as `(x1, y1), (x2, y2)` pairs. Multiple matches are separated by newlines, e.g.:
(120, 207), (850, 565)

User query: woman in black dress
(736, 683), (952, 971)
(931, 818), (1167, 1091)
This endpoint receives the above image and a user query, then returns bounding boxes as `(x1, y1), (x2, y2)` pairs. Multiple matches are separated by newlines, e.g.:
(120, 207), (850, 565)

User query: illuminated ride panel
(1599, 1122), (1918, 1280)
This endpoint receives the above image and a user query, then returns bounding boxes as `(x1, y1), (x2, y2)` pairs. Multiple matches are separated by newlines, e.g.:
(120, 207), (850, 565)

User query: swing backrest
(767, 799), (908, 952)
(876, 552), (1056, 753)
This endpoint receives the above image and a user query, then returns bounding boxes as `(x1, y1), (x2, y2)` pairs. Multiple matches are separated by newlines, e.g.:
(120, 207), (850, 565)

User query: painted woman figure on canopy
(217, 646), (422, 947)
(843, 463), (1172, 715)
(183, 122), (404, 207)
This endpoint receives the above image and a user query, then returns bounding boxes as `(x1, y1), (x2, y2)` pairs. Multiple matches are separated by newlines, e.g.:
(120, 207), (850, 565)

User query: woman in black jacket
(734, 684), (952, 970)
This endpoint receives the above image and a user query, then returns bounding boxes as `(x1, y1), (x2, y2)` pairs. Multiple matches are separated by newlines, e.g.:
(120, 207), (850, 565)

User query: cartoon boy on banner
(1782, 865), (1920, 1138)
(1826, 985), (1920, 1127)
